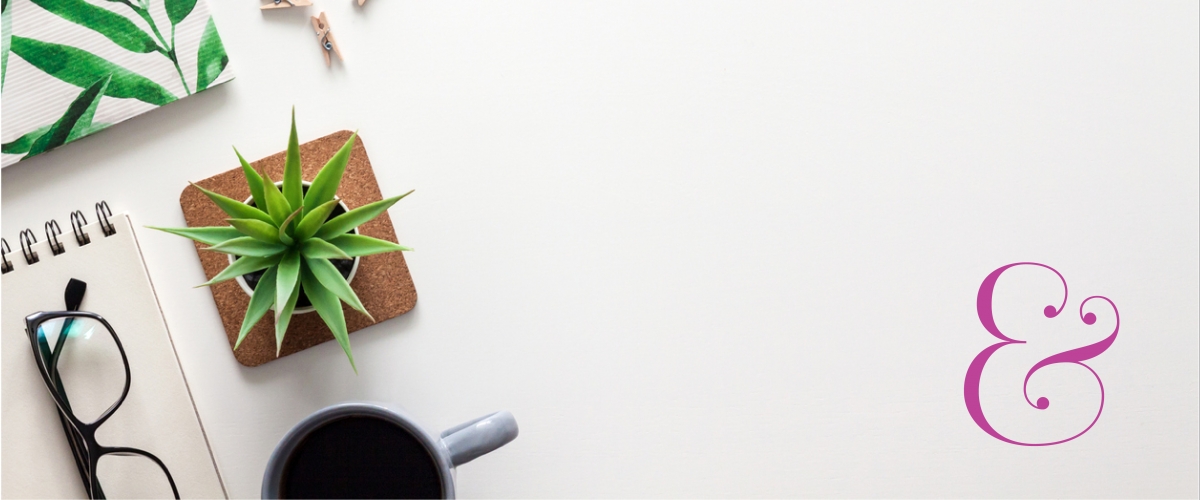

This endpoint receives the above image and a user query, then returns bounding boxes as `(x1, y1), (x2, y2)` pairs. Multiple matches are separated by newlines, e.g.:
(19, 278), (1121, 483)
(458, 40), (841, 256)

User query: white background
(3, 1), (1197, 497)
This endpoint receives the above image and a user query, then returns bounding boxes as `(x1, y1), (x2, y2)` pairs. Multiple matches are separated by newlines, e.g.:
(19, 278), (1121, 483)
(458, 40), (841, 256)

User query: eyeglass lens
(35, 316), (126, 424)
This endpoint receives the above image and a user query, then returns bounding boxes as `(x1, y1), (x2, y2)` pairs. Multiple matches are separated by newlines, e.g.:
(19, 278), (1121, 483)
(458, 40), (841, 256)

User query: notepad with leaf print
(1, 0), (234, 168)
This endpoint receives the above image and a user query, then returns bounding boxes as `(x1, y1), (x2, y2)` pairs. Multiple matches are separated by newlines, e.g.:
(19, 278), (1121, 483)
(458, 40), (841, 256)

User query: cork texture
(179, 131), (417, 366)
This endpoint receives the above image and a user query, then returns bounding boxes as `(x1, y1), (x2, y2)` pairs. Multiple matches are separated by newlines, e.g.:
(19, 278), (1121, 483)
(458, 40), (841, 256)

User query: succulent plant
(151, 110), (411, 371)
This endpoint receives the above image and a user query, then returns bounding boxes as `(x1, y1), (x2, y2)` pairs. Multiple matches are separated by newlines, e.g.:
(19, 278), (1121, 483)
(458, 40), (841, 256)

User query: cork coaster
(179, 131), (417, 367)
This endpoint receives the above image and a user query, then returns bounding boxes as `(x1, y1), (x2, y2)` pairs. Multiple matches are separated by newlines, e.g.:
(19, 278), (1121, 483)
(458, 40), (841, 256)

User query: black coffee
(281, 416), (443, 499)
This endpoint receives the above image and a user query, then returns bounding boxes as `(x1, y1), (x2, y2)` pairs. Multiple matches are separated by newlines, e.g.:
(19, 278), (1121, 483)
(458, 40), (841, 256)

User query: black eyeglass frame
(24, 310), (180, 499)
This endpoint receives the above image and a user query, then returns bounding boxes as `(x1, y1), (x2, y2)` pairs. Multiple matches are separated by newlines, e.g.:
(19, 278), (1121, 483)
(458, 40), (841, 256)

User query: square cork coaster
(179, 131), (417, 367)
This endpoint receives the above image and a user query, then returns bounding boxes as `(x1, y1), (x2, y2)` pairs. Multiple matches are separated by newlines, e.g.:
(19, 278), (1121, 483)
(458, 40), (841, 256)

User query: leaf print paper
(11, 36), (175, 105)
(0, 0), (234, 167)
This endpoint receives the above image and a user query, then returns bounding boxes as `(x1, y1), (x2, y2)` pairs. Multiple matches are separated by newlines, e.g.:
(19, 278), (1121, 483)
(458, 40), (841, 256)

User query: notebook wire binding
(96, 201), (117, 236)
(45, 220), (65, 256)
(1, 239), (12, 274)
(70, 211), (91, 246)
(19, 229), (39, 265)
(3, 201), (117, 270)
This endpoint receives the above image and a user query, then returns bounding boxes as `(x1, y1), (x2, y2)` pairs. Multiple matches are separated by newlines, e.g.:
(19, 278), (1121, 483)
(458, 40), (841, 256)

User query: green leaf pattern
(26, 74), (111, 156)
(2, 0), (12, 90)
(3, 0), (230, 164)
(2, 121), (109, 154)
(194, 16), (226, 92)
(30, 0), (157, 53)
(11, 37), (174, 105)
(165, 0), (197, 26)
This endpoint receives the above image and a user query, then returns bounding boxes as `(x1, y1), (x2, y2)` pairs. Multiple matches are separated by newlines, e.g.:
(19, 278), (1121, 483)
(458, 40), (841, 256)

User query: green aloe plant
(151, 110), (412, 371)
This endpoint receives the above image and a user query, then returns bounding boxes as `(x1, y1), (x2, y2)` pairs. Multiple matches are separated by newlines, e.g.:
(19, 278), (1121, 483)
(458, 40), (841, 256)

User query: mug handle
(440, 411), (519, 467)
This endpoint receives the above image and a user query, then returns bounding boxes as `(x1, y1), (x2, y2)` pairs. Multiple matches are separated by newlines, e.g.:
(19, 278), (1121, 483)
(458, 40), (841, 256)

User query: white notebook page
(2, 214), (226, 498)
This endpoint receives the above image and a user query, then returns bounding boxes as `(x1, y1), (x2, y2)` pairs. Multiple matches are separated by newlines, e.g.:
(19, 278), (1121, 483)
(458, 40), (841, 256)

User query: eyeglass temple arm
(37, 327), (90, 496)
(56, 280), (95, 496)
(52, 408), (93, 497)
(50, 277), (84, 391)
(48, 279), (85, 409)
(48, 321), (70, 387)
(37, 326), (74, 414)
(36, 328), (74, 414)
(91, 475), (107, 499)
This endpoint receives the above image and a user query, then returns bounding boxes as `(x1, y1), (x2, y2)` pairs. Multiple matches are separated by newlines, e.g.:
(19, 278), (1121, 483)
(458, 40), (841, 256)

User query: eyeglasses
(24, 279), (179, 499)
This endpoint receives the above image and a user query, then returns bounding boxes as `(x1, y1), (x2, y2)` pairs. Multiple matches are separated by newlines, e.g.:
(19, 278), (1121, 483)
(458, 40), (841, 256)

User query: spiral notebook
(1, 205), (226, 498)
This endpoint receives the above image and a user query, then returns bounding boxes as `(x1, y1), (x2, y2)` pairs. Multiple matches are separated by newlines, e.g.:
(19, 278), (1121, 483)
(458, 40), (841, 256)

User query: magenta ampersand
(964, 262), (1119, 446)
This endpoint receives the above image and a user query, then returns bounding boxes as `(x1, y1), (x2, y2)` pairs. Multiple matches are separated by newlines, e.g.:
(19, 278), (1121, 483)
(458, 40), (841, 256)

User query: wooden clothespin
(311, 12), (343, 66)
(261, 0), (312, 9)
(357, 0), (366, 5)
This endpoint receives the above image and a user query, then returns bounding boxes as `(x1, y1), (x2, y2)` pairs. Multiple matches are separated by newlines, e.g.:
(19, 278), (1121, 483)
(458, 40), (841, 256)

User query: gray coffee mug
(262, 403), (518, 498)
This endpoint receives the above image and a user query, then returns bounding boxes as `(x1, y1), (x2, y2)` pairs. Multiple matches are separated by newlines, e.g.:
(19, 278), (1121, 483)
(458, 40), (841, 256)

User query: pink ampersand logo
(964, 262), (1119, 446)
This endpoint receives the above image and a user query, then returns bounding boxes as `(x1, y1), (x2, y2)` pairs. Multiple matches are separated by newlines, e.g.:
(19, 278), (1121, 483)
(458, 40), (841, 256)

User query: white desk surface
(3, 1), (1198, 497)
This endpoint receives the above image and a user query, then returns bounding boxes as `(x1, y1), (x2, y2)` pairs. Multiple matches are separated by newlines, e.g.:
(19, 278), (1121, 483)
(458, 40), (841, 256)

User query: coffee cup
(261, 403), (518, 498)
